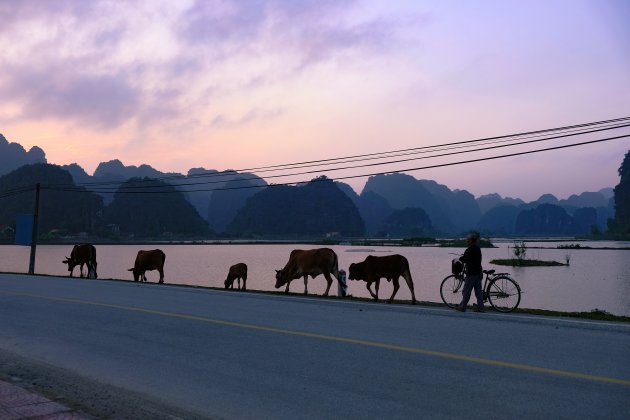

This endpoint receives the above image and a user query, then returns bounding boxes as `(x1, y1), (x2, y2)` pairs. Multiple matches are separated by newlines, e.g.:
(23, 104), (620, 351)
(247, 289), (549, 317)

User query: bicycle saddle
(483, 269), (495, 275)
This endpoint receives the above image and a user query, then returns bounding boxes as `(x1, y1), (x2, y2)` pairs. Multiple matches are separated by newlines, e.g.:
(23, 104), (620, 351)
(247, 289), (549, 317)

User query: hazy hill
(228, 177), (364, 237)
(476, 205), (520, 235)
(104, 177), (209, 238)
(515, 204), (580, 236)
(61, 163), (92, 184)
(0, 136), (623, 238)
(355, 191), (394, 234)
(93, 159), (180, 180)
(0, 164), (103, 235)
(206, 174), (267, 232)
(561, 191), (610, 208)
(378, 207), (433, 237)
(0, 134), (46, 177)
(362, 173), (480, 233)
(476, 193), (525, 213)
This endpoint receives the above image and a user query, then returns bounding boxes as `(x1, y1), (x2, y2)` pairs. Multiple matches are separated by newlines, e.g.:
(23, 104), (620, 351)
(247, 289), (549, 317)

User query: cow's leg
(237, 278), (241, 290)
(323, 273), (333, 296)
(402, 272), (417, 304)
(285, 280), (291, 293)
(388, 277), (400, 304)
(242, 274), (247, 291)
(69, 266), (74, 277)
(79, 263), (85, 278)
(303, 275), (308, 295)
(374, 278), (381, 302)
(158, 268), (164, 284)
(366, 281), (377, 299)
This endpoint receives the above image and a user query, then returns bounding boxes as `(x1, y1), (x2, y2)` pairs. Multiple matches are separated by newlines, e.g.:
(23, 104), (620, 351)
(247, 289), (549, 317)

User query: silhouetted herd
(62, 245), (418, 305)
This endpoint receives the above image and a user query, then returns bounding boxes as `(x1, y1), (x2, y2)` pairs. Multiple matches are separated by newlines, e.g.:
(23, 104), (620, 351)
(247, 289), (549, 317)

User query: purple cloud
(0, 64), (139, 128)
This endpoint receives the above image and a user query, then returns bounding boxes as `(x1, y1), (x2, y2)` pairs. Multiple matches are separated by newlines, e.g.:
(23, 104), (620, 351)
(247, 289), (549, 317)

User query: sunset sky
(1, 0), (629, 201)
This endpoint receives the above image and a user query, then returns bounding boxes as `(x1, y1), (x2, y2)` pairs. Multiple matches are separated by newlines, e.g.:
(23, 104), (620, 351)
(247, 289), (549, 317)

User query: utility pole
(28, 183), (40, 275)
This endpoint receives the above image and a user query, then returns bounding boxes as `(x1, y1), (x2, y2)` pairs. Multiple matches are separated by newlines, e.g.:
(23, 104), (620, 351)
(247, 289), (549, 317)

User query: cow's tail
(402, 256), (417, 304)
(331, 251), (340, 280)
(160, 250), (166, 266)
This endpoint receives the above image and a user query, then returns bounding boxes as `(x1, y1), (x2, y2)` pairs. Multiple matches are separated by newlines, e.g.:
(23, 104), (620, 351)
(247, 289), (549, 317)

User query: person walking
(455, 233), (484, 312)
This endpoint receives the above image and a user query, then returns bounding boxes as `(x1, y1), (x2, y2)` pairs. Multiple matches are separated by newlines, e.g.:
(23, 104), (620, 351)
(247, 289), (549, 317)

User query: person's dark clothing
(458, 243), (484, 311)
(459, 274), (484, 311)
(459, 244), (482, 275)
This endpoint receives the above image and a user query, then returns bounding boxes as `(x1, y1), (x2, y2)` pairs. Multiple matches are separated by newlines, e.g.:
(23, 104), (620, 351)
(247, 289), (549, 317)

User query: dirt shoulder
(0, 347), (210, 419)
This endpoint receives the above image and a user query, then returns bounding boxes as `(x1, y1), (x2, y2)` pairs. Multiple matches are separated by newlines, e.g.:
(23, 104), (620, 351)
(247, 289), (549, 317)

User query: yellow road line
(3, 290), (630, 387)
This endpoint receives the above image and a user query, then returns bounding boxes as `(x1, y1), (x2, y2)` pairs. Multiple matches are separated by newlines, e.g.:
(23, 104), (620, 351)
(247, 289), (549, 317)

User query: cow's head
(62, 256), (76, 272)
(348, 262), (365, 281)
(128, 267), (140, 282)
(275, 269), (288, 288)
(224, 277), (233, 289)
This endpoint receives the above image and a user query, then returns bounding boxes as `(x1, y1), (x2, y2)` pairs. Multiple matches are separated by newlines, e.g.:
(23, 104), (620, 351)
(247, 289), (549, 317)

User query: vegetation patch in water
(490, 258), (566, 267)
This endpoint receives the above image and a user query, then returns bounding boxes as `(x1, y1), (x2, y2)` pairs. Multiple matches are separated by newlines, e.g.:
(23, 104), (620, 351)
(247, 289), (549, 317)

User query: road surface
(0, 274), (628, 419)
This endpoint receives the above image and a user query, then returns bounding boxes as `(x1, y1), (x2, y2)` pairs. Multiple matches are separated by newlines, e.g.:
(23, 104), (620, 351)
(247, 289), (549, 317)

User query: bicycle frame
(441, 268), (521, 312)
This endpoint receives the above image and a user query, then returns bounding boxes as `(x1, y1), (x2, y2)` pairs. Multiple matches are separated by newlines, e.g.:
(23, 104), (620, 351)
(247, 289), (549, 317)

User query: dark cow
(225, 263), (247, 290)
(349, 254), (417, 304)
(128, 249), (166, 283)
(275, 248), (339, 296)
(62, 244), (97, 278)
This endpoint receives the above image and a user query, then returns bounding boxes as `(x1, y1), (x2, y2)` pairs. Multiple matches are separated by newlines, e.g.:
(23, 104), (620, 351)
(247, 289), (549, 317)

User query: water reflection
(0, 242), (628, 316)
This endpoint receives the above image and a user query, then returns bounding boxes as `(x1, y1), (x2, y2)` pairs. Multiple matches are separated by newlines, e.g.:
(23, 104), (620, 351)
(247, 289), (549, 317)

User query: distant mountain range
(0, 133), (619, 238)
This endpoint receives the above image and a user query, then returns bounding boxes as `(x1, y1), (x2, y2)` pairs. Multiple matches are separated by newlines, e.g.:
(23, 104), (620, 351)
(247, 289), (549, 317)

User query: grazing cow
(62, 244), (97, 278)
(349, 254), (417, 304)
(275, 248), (339, 296)
(128, 249), (166, 283)
(225, 263), (247, 290)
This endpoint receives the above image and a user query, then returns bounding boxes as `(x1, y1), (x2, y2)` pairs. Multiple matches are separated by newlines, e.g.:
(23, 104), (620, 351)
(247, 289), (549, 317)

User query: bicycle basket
(451, 259), (464, 274)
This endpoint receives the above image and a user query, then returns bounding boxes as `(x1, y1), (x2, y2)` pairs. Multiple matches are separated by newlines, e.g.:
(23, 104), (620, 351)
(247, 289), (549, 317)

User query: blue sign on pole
(15, 213), (34, 246)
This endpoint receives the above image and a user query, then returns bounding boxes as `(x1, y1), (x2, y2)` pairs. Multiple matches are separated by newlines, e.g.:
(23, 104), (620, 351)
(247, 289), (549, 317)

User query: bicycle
(440, 262), (522, 313)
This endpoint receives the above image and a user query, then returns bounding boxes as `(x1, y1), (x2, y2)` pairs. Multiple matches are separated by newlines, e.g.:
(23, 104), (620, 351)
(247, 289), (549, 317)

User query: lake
(1, 241), (629, 316)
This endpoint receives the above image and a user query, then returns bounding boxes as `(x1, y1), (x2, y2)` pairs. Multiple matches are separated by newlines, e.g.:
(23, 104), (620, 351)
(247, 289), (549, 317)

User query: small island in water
(490, 258), (567, 267)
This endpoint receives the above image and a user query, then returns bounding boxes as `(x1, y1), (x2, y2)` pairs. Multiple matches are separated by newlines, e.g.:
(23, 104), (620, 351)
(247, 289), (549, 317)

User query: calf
(225, 263), (247, 290)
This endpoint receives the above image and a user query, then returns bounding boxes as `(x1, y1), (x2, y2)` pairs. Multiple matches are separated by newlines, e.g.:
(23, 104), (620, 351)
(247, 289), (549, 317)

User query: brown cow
(128, 249), (166, 283)
(225, 263), (247, 290)
(62, 244), (97, 278)
(275, 248), (339, 296)
(349, 254), (417, 304)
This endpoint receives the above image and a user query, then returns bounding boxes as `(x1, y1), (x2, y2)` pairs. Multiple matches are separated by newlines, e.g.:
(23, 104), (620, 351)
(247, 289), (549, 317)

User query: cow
(225, 263), (247, 290)
(128, 249), (166, 283)
(348, 254), (417, 304)
(275, 248), (339, 296)
(62, 244), (97, 278)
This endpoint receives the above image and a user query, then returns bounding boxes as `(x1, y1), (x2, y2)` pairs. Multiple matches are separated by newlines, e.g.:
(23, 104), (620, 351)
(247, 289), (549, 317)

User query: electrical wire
(48, 122), (630, 192)
(43, 133), (630, 194)
(43, 116), (630, 188)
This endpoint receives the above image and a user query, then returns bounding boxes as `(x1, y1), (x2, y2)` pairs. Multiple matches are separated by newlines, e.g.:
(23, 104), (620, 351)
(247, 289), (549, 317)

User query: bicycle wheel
(440, 274), (464, 308)
(487, 276), (521, 313)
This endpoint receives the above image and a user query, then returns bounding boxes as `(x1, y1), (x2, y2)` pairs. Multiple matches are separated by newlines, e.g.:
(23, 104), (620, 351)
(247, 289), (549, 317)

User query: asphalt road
(0, 273), (628, 419)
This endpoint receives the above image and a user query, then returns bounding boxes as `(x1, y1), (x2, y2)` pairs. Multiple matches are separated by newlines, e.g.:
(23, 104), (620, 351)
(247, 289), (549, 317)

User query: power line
(50, 122), (630, 192)
(44, 133), (629, 194)
(43, 116), (630, 188)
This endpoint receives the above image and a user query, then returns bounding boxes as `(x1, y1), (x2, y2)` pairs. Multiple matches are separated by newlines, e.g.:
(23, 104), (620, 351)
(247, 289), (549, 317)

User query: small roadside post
(338, 269), (347, 297)
(28, 183), (41, 274)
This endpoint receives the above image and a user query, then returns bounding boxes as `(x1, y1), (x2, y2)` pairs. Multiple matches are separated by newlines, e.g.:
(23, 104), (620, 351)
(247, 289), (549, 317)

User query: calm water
(1, 241), (629, 316)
